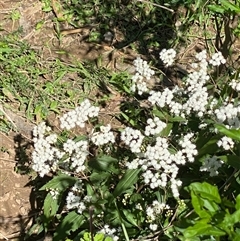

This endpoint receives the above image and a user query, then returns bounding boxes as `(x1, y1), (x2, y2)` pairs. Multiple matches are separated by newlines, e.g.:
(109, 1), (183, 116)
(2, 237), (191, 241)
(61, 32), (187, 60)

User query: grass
(0, 31), (119, 128)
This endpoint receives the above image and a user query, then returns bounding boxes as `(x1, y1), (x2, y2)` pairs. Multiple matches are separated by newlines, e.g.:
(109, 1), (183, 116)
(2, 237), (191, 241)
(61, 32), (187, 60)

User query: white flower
(121, 127), (144, 153)
(148, 88), (174, 107)
(209, 52), (226, 66)
(133, 57), (155, 80)
(200, 156), (224, 176)
(91, 124), (115, 146)
(196, 50), (207, 61)
(149, 223), (158, 231)
(144, 117), (167, 136)
(230, 79), (240, 92)
(60, 99), (99, 130)
(99, 225), (120, 241)
(131, 57), (155, 95)
(159, 48), (176, 67)
(217, 136), (234, 150)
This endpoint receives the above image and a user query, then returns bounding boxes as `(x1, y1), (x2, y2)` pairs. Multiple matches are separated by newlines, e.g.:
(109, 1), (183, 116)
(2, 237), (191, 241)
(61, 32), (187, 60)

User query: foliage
(2, 0), (240, 240)
(24, 43), (240, 241)
(180, 182), (240, 240)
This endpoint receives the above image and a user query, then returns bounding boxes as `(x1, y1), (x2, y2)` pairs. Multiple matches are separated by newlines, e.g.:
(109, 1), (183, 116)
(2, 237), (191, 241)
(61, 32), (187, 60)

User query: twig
(0, 158), (17, 163)
(0, 231), (9, 240)
(135, 0), (174, 13)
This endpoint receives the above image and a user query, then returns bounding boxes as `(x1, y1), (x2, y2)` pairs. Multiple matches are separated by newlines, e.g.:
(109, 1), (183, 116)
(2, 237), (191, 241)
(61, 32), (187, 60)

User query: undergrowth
(1, 0), (240, 241)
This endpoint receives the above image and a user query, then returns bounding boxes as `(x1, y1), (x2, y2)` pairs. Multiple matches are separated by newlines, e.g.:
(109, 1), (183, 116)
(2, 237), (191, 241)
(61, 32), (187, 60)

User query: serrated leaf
(189, 182), (221, 203)
(222, 208), (240, 228)
(184, 219), (225, 238)
(191, 191), (211, 219)
(39, 174), (76, 191)
(113, 169), (141, 197)
(53, 211), (85, 241)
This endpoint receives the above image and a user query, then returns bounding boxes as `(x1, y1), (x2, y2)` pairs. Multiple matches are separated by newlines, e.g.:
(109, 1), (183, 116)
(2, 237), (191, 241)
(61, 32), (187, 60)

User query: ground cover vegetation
(1, 0), (240, 240)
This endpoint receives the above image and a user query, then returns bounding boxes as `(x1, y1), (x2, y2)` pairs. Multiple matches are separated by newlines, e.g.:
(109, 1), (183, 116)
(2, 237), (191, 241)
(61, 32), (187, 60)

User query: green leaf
(88, 155), (118, 173)
(184, 219), (225, 238)
(94, 233), (105, 241)
(235, 194), (240, 210)
(53, 211), (85, 241)
(168, 115), (186, 122)
(113, 169), (141, 197)
(208, 4), (225, 13)
(219, 155), (240, 169)
(197, 135), (221, 157)
(161, 122), (173, 137)
(215, 124), (240, 141)
(152, 108), (168, 120)
(43, 193), (59, 225)
(222, 208), (240, 228)
(220, 0), (240, 13)
(39, 174), (76, 191)
(189, 182), (221, 204)
(90, 171), (111, 183)
(183, 219), (211, 238)
(191, 191), (211, 219)
(234, 233), (240, 241)
(122, 209), (139, 227)
(105, 237), (113, 241)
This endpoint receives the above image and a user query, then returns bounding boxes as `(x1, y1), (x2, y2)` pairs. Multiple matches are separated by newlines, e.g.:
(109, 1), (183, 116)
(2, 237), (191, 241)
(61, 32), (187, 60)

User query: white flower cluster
(209, 52), (226, 66)
(99, 225), (120, 241)
(131, 57), (155, 95)
(148, 50), (227, 119)
(91, 124), (115, 146)
(60, 99), (100, 130)
(144, 117), (167, 136)
(125, 133), (197, 198)
(32, 122), (63, 177)
(214, 102), (240, 128)
(66, 180), (89, 214)
(49, 188), (59, 200)
(66, 191), (86, 214)
(62, 139), (89, 172)
(148, 88), (174, 108)
(159, 48), (176, 67)
(121, 127), (144, 153)
(146, 200), (170, 231)
(230, 79), (240, 92)
(179, 133), (198, 163)
(133, 57), (155, 80)
(200, 156), (224, 176)
(217, 136), (234, 150)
